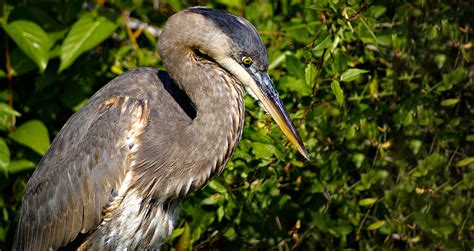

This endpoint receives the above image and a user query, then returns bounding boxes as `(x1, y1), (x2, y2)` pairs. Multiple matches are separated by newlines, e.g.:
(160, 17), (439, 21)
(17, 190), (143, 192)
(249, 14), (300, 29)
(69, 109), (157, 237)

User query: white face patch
(216, 57), (272, 115)
(216, 57), (259, 97)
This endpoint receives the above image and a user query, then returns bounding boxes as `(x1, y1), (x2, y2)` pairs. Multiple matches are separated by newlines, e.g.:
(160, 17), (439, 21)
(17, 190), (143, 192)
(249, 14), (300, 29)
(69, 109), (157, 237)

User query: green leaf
(201, 197), (222, 205)
(176, 223), (191, 250)
(340, 68), (368, 82)
(432, 219), (455, 236)
(0, 103), (21, 117)
(166, 0), (183, 11)
(330, 80), (344, 105)
(456, 157), (474, 167)
(208, 179), (227, 193)
(169, 227), (185, 239)
(9, 120), (50, 155)
(223, 226), (236, 240)
(59, 14), (119, 72)
(217, 205), (225, 222)
(285, 55), (304, 78)
(440, 98), (459, 107)
(345, 125), (355, 139)
(334, 219), (353, 236)
(403, 111), (413, 126)
(312, 30), (332, 51)
(5, 20), (52, 71)
(251, 142), (275, 159)
(367, 220), (385, 230)
(217, 0), (243, 8)
(284, 25), (312, 44)
(279, 77), (311, 96)
(359, 198), (378, 206)
(366, 6), (387, 18)
(305, 63), (316, 86)
(0, 138), (10, 175)
(8, 159), (36, 174)
(11, 48), (38, 76)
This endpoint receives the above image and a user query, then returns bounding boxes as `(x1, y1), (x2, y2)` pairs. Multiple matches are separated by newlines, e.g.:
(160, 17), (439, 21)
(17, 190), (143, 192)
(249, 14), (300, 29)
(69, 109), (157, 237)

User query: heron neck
(156, 50), (245, 197)
(182, 58), (245, 167)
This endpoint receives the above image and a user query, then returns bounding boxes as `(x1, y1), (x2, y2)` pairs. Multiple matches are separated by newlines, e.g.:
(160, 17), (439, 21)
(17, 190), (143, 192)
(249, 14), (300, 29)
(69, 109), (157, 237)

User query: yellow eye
(242, 57), (253, 66)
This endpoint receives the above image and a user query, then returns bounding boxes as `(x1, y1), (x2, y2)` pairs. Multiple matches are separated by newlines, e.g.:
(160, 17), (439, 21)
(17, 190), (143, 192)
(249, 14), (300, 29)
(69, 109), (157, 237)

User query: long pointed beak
(214, 57), (309, 160)
(247, 70), (309, 160)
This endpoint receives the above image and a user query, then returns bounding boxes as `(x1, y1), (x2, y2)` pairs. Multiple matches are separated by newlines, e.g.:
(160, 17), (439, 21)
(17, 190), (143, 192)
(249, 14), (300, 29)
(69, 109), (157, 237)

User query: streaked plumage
(14, 7), (308, 250)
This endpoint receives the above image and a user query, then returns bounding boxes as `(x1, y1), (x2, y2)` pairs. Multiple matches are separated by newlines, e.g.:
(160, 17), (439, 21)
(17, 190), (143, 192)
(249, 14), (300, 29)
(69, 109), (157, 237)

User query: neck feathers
(138, 12), (245, 200)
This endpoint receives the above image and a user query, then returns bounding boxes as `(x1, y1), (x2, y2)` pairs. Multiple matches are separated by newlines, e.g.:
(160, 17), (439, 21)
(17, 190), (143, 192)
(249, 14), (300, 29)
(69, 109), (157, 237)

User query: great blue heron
(13, 7), (308, 250)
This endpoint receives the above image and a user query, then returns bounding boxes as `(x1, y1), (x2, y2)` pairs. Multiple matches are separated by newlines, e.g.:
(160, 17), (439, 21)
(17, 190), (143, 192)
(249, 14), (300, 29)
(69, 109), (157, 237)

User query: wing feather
(14, 89), (150, 250)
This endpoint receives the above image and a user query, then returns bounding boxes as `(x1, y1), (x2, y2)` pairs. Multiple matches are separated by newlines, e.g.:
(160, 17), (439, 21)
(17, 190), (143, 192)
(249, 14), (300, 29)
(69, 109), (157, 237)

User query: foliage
(0, 0), (472, 249)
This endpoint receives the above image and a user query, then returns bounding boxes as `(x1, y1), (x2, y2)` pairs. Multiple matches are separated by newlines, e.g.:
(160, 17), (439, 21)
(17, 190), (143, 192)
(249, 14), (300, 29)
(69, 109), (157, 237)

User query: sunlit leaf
(251, 142), (275, 159)
(305, 63), (316, 86)
(331, 80), (344, 105)
(8, 159), (36, 174)
(217, 205), (224, 222)
(223, 226), (236, 240)
(367, 220), (385, 230)
(440, 98), (459, 107)
(59, 14), (120, 72)
(9, 120), (50, 155)
(369, 78), (378, 98)
(169, 227), (185, 239)
(217, 0), (243, 8)
(167, 0), (183, 11)
(340, 68), (368, 82)
(0, 103), (21, 117)
(208, 179), (227, 193)
(0, 138), (10, 175)
(176, 223), (191, 251)
(312, 30), (332, 51)
(456, 157), (474, 167)
(5, 20), (52, 71)
(359, 198), (377, 206)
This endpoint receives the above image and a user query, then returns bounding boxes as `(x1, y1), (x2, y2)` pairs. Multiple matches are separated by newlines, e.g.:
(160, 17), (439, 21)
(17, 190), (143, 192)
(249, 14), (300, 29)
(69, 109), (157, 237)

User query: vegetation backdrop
(0, 0), (472, 250)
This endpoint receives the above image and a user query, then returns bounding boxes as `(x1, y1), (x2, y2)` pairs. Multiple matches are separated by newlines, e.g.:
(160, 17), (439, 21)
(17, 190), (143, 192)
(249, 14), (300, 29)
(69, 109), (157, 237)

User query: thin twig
(345, 1), (368, 22)
(290, 224), (316, 250)
(445, 146), (459, 171)
(429, 133), (437, 154)
(128, 17), (161, 38)
(122, 11), (140, 50)
(312, 48), (327, 97)
(457, 199), (473, 240)
(356, 208), (371, 240)
(296, 48), (328, 126)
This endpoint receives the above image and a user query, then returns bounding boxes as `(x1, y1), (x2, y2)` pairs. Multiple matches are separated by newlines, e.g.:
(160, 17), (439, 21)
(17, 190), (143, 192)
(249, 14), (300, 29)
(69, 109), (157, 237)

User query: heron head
(159, 7), (309, 160)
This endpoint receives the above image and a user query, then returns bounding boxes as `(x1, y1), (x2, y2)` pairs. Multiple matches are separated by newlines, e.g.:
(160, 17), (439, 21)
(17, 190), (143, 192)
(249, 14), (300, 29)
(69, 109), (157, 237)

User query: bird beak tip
(301, 148), (310, 161)
(246, 71), (311, 161)
(292, 135), (310, 161)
